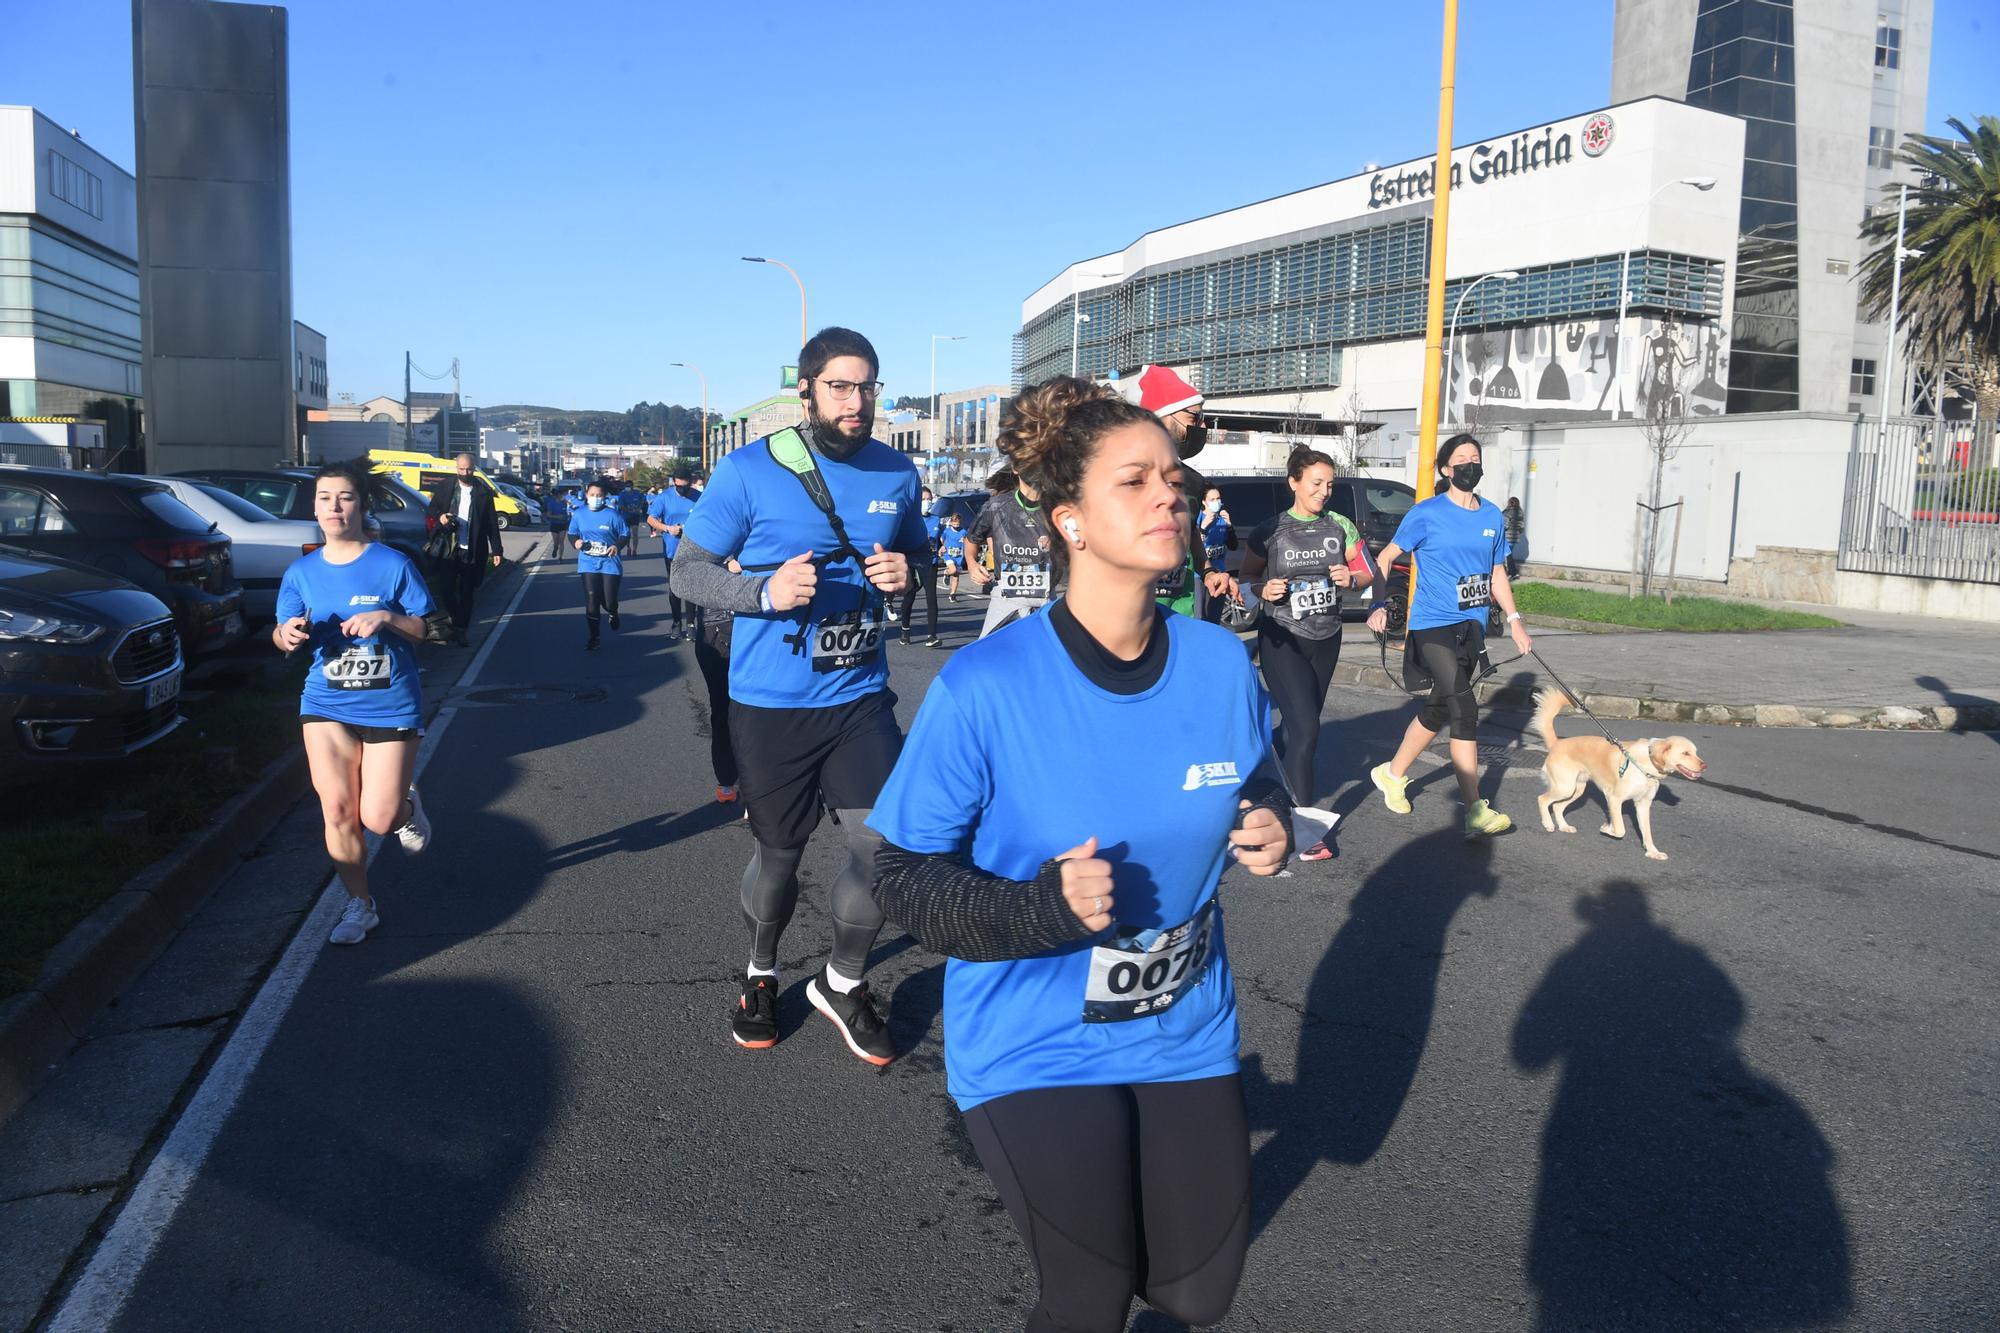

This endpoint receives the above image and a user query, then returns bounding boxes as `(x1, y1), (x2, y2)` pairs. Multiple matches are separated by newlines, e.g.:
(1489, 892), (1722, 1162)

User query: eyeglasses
(812, 378), (885, 401)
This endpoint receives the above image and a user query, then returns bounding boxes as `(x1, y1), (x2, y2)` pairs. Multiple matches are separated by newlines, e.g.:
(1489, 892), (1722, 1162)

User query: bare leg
(1388, 715), (1438, 778)
(1447, 737), (1481, 807)
(304, 723), (367, 899)
(358, 738), (421, 837)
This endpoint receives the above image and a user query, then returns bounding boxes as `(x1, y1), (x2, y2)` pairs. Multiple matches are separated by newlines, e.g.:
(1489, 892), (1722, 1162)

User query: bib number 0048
(1457, 573), (1491, 610)
(1081, 901), (1216, 1024)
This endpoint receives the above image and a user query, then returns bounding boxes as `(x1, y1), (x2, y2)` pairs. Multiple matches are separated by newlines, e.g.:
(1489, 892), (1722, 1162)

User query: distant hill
(476, 402), (709, 450)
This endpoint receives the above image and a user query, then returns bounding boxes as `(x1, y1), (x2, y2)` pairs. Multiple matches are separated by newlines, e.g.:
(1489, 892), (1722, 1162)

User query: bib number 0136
(1081, 900), (1216, 1024)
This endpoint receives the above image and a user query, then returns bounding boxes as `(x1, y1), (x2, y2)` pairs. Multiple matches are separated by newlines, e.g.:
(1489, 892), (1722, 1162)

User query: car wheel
(496, 512), (512, 532)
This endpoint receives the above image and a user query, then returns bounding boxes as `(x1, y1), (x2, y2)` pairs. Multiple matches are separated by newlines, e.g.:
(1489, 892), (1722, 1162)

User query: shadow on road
(1242, 830), (1499, 1238)
(1512, 882), (1851, 1330)
(1917, 673), (2000, 744)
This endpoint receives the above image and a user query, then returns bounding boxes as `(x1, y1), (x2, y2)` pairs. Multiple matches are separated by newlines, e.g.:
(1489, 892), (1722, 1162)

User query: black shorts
(729, 689), (903, 850)
(301, 714), (424, 745)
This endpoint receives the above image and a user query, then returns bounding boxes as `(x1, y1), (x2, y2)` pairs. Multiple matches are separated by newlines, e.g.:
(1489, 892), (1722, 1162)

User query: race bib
(583, 540), (614, 558)
(1082, 900), (1216, 1024)
(998, 563), (1050, 599)
(810, 607), (883, 673)
(1457, 573), (1491, 610)
(1288, 578), (1338, 619)
(1153, 562), (1188, 598)
(323, 641), (391, 690)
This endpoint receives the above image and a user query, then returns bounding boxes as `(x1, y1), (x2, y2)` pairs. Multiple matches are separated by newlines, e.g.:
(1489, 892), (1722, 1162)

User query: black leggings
(1259, 622), (1342, 804)
(694, 619), (737, 787)
(581, 572), (621, 629)
(661, 555), (686, 628)
(899, 560), (938, 637)
(964, 1075), (1250, 1332)
(1409, 620), (1484, 741)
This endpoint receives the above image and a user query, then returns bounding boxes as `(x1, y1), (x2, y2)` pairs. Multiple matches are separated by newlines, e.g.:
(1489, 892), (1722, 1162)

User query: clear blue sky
(4, 0), (1991, 417)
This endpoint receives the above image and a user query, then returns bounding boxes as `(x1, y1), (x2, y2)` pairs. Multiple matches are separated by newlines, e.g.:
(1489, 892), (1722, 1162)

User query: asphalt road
(62, 558), (2000, 1331)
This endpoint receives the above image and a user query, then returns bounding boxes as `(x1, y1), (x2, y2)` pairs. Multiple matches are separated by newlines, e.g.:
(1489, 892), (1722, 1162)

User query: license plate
(145, 670), (182, 709)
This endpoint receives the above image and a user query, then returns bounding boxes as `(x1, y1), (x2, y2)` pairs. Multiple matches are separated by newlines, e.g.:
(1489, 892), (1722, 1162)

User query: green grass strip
(1513, 582), (1843, 632)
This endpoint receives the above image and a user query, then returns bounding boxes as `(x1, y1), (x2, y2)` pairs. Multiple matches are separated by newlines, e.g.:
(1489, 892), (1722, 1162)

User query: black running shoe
(732, 975), (779, 1050)
(806, 968), (893, 1066)
(586, 635), (600, 651)
(609, 612), (622, 631)
(925, 636), (944, 649)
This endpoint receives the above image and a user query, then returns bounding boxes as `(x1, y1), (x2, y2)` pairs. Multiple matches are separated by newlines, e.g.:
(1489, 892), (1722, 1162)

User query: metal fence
(1839, 414), (2000, 584)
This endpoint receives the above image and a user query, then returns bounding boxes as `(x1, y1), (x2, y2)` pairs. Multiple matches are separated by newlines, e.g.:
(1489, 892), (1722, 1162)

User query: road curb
(0, 748), (310, 1125)
(1328, 657), (2000, 733)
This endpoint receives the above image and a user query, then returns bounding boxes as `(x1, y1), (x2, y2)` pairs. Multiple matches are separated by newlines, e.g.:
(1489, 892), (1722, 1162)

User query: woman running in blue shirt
(272, 460), (436, 946)
(871, 376), (1293, 1332)
(1365, 432), (1533, 838)
(937, 510), (967, 601)
(568, 479), (630, 650)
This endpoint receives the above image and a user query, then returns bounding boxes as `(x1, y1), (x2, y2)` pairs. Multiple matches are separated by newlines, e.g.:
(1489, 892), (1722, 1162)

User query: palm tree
(1858, 116), (2000, 422)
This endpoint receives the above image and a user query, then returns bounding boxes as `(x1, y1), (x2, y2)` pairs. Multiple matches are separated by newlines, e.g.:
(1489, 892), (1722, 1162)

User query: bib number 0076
(1081, 901), (1216, 1024)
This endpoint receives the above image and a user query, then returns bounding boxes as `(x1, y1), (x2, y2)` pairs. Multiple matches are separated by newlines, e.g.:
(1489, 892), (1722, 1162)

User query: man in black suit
(427, 451), (504, 646)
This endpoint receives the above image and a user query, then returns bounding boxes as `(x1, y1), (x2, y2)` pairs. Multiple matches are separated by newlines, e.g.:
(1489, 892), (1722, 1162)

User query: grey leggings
(741, 810), (885, 978)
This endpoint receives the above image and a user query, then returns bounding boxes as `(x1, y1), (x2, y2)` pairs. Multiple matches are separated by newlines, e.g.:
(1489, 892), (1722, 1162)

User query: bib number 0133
(1081, 900), (1216, 1024)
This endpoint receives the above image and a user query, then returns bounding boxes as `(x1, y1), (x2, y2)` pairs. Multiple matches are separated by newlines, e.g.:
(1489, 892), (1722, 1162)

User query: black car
(176, 467), (433, 561)
(1201, 472), (1420, 619)
(0, 545), (186, 781)
(931, 489), (991, 532)
(0, 466), (246, 656)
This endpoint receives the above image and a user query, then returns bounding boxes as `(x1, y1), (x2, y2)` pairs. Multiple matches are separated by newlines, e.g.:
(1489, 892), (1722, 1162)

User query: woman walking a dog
(1365, 433), (1532, 838)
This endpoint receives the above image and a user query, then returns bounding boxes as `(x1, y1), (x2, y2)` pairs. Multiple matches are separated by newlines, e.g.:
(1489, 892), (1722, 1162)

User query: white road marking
(48, 558), (545, 1331)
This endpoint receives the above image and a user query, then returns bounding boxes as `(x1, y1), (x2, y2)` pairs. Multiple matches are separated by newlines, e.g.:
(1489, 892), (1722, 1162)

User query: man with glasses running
(671, 327), (927, 1065)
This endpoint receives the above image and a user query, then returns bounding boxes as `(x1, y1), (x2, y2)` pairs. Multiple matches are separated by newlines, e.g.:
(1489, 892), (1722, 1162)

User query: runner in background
(568, 480), (629, 650)
(1119, 365), (1238, 618)
(895, 484), (945, 648)
(871, 376), (1290, 1330)
(938, 510), (967, 601)
(1197, 485), (1236, 622)
(647, 467), (698, 643)
(963, 467), (1054, 638)
(273, 459), (436, 947)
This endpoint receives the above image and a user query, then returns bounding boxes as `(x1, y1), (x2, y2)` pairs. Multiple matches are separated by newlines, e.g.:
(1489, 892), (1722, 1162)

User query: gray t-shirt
(967, 493), (1054, 600)
(1248, 509), (1362, 640)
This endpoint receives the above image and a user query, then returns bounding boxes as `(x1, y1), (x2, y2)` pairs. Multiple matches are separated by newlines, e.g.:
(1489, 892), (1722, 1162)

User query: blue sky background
(3, 0), (1990, 417)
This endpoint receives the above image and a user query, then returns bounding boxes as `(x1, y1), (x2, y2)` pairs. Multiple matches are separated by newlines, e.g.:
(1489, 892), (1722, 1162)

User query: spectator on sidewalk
(426, 451), (504, 646)
(1504, 496), (1526, 579)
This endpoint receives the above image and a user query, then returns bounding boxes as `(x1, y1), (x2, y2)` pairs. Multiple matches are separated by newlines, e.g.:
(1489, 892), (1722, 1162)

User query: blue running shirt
(647, 488), (697, 558)
(1392, 494), (1511, 632)
(276, 544), (433, 729)
(869, 611), (1271, 1110)
(567, 506), (630, 574)
(683, 435), (927, 709)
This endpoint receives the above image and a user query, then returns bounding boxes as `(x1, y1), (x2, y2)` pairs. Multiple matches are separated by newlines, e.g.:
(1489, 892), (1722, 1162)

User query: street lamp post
(1616, 176), (1718, 419)
(741, 256), (808, 349)
(1878, 181), (1924, 443)
(930, 334), (964, 469)
(1444, 270), (1521, 427)
(669, 361), (709, 472)
(1071, 307), (1091, 377)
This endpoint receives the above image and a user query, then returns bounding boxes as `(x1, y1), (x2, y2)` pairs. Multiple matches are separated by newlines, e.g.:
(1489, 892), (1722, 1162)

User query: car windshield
(1364, 482), (1415, 525)
(230, 478), (301, 517)
(133, 489), (216, 534)
(190, 483), (277, 523)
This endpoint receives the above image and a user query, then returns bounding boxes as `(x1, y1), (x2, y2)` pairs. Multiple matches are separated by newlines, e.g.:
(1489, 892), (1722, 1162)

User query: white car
(146, 477), (327, 623)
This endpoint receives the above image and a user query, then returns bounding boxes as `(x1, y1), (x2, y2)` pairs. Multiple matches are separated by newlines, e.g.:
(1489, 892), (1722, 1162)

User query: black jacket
(426, 475), (504, 564)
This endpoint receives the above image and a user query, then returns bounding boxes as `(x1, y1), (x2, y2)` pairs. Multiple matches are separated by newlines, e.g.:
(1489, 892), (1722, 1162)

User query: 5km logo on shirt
(1182, 761), (1240, 791)
(866, 499), (900, 515)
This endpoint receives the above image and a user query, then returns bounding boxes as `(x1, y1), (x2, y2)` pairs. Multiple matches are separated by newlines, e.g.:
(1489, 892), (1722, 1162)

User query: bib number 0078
(1081, 901), (1216, 1024)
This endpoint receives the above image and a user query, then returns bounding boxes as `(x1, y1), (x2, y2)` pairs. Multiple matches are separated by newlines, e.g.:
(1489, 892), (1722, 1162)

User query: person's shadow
(1915, 673), (2000, 744)
(1243, 829), (1500, 1237)
(1512, 883), (1851, 1330)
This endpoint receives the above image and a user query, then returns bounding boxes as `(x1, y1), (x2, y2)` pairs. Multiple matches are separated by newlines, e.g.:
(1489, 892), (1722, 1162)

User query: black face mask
(1449, 461), (1484, 492)
(1177, 425), (1208, 459)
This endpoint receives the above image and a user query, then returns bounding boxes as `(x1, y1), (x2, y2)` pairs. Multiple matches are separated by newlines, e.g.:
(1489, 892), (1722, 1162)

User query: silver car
(146, 476), (327, 623)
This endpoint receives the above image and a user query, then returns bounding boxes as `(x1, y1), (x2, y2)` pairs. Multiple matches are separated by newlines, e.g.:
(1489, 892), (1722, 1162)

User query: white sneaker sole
(806, 978), (892, 1067)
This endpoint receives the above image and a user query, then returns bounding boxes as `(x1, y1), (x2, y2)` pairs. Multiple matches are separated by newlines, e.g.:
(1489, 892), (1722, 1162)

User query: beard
(806, 397), (873, 459)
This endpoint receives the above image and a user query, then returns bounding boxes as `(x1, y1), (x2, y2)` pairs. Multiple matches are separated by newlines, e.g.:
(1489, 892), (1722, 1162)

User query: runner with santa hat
(1119, 365), (1239, 617)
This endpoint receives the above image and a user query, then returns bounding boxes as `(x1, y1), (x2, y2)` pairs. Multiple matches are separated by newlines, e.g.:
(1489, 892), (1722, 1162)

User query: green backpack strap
(739, 427), (867, 572)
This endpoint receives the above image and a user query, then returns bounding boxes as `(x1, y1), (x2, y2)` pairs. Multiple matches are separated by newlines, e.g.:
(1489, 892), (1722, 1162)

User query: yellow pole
(1407, 0), (1459, 621)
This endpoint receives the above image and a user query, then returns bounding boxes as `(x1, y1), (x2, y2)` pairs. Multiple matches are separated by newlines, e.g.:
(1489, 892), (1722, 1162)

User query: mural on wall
(1447, 317), (1728, 423)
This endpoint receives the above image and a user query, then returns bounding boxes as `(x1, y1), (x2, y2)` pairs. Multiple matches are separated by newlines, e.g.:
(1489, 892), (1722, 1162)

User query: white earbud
(1061, 517), (1081, 545)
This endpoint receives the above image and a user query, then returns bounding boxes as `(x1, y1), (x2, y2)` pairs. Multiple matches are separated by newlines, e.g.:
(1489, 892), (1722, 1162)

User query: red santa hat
(1124, 364), (1203, 418)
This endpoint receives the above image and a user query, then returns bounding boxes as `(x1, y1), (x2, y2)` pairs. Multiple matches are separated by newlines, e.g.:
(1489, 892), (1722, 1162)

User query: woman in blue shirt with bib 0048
(871, 377), (1293, 1333)
(272, 459), (436, 947)
(1365, 432), (1533, 839)
(568, 480), (630, 649)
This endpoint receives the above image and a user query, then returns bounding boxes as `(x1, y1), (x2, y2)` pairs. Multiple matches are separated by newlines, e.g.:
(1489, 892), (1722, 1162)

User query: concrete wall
(133, 0), (295, 472)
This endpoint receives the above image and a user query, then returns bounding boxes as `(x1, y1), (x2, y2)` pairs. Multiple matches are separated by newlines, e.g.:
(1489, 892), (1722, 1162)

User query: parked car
(365, 451), (533, 529)
(0, 544), (186, 781)
(0, 466), (245, 655)
(146, 477), (322, 623)
(931, 489), (991, 533)
(1202, 472), (1419, 617)
(176, 468), (431, 564)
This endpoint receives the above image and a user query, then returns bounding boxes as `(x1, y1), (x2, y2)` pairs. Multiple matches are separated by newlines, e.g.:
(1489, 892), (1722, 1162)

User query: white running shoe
(329, 896), (379, 945)
(393, 786), (430, 854)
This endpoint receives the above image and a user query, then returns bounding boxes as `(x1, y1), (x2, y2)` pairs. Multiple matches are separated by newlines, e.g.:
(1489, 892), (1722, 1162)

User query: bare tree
(1634, 326), (1701, 596)
(1337, 389), (1376, 468)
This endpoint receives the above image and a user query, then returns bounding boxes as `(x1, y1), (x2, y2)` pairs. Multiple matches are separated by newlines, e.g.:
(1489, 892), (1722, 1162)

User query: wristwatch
(1505, 611), (1523, 624)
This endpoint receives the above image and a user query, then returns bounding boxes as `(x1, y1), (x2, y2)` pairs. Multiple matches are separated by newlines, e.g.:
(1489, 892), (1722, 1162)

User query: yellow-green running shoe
(1370, 762), (1412, 814)
(1465, 799), (1514, 839)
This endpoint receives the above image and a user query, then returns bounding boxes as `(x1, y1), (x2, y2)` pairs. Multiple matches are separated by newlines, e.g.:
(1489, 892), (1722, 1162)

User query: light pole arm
(766, 258), (808, 348)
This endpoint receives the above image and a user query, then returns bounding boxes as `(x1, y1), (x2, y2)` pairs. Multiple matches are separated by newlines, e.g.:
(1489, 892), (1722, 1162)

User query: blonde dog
(1534, 690), (1707, 861)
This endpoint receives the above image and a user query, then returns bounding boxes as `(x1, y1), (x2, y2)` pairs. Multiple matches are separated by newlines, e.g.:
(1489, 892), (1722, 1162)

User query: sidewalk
(1336, 603), (2000, 730)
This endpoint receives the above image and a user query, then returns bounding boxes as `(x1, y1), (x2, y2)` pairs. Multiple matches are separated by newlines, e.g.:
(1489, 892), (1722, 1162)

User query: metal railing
(1839, 414), (2000, 584)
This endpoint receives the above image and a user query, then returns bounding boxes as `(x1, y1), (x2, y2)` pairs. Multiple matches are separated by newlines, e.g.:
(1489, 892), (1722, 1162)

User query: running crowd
(269, 326), (1532, 1330)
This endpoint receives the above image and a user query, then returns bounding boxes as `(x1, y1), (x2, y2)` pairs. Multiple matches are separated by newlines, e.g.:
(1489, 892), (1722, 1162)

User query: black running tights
(899, 560), (938, 638)
(661, 555), (685, 628)
(1260, 623), (1342, 804)
(963, 1076), (1250, 1332)
(581, 572), (621, 630)
(694, 620), (737, 787)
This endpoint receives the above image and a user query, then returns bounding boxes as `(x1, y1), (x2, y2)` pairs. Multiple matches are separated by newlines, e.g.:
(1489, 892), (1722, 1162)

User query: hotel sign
(1366, 116), (1603, 210)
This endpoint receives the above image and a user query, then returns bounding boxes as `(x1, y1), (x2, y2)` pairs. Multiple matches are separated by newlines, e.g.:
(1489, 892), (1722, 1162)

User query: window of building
(1850, 358), (1878, 396)
(1875, 19), (1900, 68)
(46, 150), (104, 220)
(1868, 126), (1897, 169)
